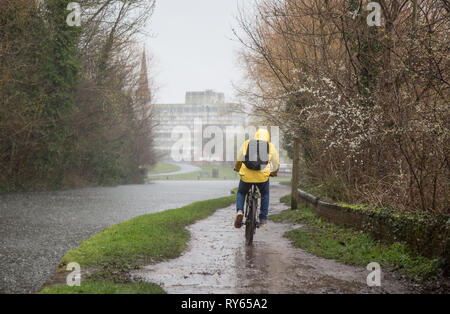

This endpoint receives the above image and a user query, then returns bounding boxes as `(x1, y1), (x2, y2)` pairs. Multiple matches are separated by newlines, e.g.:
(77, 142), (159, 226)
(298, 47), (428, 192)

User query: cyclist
(233, 128), (280, 228)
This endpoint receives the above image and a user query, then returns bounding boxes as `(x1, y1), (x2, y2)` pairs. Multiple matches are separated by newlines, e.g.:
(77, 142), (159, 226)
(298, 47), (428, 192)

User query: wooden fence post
(291, 138), (300, 210)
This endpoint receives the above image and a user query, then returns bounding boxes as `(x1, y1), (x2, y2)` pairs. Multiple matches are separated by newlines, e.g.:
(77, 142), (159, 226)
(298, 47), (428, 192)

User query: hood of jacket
(254, 129), (270, 142)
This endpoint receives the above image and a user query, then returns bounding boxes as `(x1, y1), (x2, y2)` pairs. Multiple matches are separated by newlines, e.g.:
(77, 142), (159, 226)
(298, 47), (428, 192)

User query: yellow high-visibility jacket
(234, 129), (280, 183)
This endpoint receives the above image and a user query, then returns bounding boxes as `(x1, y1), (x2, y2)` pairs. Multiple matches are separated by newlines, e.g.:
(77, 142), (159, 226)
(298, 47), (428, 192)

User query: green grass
(146, 162), (181, 175)
(149, 163), (291, 182)
(149, 163), (239, 180)
(41, 192), (236, 294)
(270, 195), (440, 279)
(39, 280), (165, 294)
(59, 195), (236, 269)
(291, 180), (349, 203)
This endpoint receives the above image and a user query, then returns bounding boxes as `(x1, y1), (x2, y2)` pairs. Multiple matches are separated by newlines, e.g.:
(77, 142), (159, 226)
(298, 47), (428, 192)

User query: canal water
(0, 180), (238, 293)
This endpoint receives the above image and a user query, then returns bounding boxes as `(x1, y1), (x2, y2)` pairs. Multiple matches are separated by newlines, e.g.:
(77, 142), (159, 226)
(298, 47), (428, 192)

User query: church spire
(137, 47), (151, 104)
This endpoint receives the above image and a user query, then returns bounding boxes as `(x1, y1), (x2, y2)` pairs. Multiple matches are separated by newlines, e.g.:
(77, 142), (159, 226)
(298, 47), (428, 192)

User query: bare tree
(235, 0), (449, 213)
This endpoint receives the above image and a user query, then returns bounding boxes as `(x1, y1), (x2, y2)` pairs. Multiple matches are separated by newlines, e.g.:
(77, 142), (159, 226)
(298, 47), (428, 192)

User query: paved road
(147, 163), (201, 178)
(0, 180), (238, 293)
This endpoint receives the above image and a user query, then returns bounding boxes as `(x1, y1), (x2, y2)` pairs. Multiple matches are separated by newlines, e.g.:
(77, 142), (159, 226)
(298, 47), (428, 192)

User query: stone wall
(297, 189), (449, 274)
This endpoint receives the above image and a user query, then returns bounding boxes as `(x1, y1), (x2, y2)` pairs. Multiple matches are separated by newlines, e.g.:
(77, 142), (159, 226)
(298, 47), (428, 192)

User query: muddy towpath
(131, 183), (416, 294)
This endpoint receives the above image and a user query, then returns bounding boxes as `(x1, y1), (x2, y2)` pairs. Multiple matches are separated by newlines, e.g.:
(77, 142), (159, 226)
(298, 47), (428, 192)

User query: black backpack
(243, 139), (270, 170)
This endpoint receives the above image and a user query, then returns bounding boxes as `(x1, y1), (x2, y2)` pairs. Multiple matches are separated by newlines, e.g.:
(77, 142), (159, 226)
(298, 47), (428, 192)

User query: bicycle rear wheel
(245, 196), (257, 245)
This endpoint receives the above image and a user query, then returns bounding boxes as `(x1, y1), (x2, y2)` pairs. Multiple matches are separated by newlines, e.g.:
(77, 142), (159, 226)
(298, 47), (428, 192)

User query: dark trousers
(236, 179), (270, 220)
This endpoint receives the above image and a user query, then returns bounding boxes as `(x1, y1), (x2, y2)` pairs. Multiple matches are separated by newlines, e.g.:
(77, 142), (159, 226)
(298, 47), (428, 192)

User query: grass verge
(40, 192), (236, 294)
(40, 280), (164, 294)
(149, 163), (292, 183)
(269, 195), (440, 279)
(278, 180), (291, 186)
(149, 163), (239, 180)
(146, 162), (181, 175)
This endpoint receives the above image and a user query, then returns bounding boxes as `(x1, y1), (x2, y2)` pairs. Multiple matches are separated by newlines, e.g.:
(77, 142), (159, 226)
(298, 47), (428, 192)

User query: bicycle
(244, 184), (260, 246)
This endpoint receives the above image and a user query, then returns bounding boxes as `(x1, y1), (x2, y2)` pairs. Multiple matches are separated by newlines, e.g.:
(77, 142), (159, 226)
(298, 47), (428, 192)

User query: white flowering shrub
(236, 0), (449, 213)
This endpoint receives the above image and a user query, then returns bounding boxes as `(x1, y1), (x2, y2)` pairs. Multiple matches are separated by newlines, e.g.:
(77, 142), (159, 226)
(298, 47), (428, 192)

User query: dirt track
(132, 183), (416, 294)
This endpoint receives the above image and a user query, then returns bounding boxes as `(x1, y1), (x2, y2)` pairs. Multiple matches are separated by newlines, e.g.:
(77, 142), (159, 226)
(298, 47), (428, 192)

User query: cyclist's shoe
(259, 218), (267, 227)
(234, 210), (244, 228)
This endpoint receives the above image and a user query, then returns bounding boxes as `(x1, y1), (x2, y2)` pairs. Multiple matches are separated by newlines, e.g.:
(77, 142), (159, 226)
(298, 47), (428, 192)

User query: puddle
(132, 184), (415, 294)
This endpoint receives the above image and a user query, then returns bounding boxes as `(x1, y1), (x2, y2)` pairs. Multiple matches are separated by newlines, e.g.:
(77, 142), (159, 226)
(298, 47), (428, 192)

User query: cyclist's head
(254, 128), (270, 142)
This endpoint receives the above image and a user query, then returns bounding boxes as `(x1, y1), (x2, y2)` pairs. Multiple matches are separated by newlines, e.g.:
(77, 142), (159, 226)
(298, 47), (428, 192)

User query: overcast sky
(144, 0), (245, 104)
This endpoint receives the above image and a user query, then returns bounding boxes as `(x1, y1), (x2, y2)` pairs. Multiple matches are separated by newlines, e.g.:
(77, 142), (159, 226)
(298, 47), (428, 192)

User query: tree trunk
(291, 138), (300, 210)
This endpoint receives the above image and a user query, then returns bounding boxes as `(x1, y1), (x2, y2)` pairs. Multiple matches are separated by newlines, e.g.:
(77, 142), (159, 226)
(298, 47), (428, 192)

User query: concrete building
(185, 90), (225, 105)
(153, 90), (246, 161)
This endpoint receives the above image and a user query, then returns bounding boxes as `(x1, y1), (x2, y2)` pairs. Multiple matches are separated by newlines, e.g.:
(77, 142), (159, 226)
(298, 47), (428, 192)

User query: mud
(132, 183), (416, 294)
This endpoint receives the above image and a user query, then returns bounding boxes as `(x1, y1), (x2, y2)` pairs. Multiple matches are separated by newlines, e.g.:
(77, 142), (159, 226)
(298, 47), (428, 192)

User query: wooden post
(412, 0), (417, 27)
(291, 138), (300, 210)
